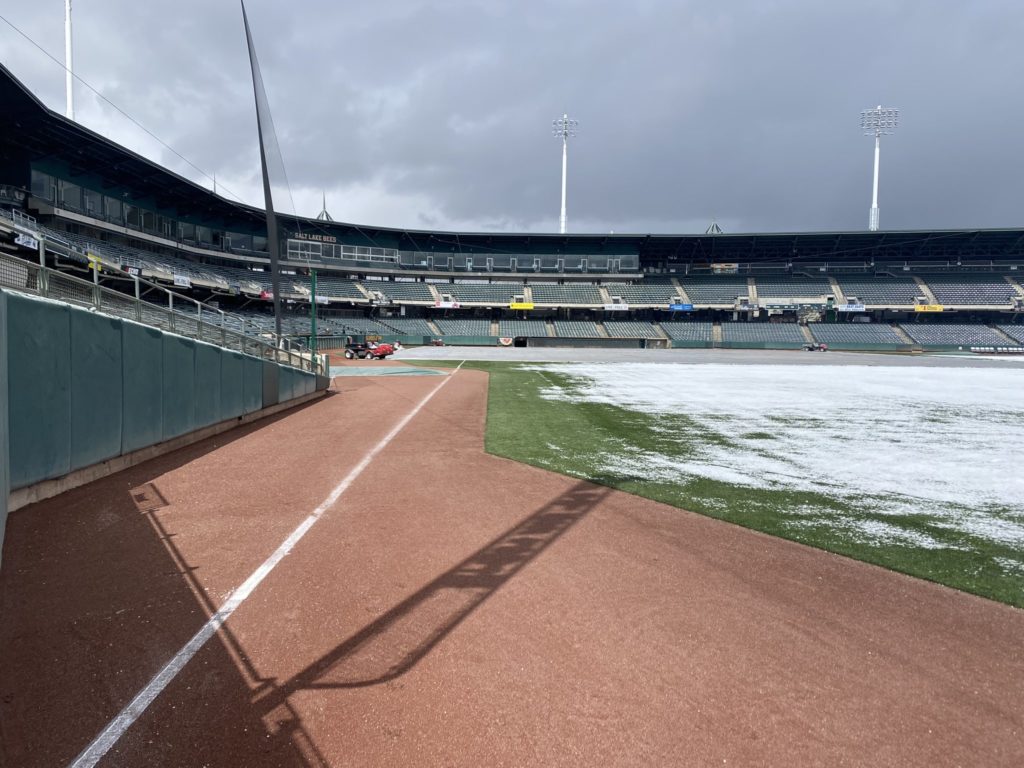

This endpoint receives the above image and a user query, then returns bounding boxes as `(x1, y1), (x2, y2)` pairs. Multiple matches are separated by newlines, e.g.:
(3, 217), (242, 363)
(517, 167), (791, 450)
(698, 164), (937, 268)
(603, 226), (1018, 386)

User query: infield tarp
(6, 292), (71, 487)
(70, 307), (123, 470)
(121, 321), (164, 453)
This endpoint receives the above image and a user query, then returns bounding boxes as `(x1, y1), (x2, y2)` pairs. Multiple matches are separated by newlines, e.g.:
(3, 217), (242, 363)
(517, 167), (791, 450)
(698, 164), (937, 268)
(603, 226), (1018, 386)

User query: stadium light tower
(552, 113), (577, 234)
(64, 0), (74, 120)
(861, 105), (899, 231)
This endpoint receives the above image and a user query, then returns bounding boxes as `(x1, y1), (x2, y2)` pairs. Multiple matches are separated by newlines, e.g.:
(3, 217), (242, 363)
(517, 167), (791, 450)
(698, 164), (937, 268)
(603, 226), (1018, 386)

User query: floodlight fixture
(861, 105), (899, 231)
(65, 0), (74, 120)
(552, 113), (578, 233)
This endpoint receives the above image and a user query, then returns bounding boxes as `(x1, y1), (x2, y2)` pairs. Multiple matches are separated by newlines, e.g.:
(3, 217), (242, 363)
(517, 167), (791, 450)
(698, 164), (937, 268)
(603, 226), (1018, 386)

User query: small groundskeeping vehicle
(343, 342), (395, 360)
(802, 342), (829, 351)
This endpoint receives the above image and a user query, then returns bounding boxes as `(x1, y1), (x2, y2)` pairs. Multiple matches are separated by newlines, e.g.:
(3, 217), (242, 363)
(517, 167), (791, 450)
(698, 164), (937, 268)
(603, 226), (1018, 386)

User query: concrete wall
(0, 289), (318, 565)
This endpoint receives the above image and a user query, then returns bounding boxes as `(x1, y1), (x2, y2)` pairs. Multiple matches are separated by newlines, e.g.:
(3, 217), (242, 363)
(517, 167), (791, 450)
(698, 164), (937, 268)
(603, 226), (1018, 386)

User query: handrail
(0, 246), (327, 376)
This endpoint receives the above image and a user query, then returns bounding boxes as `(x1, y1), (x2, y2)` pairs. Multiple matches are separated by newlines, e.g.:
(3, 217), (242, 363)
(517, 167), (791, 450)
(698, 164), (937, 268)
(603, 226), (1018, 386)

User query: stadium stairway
(892, 324), (915, 344)
(912, 276), (939, 304)
(1007, 275), (1024, 298)
(712, 323), (723, 344)
(747, 278), (758, 305)
(992, 326), (1020, 344)
(490, 320), (500, 336)
(670, 279), (691, 304)
(828, 277), (847, 304)
(596, 323), (609, 338)
(799, 325), (815, 343)
(598, 286), (612, 304)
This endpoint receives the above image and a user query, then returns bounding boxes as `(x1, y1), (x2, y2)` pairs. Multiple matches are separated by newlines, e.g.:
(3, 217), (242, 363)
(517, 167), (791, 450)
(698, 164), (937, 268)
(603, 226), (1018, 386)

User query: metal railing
(0, 244), (327, 376)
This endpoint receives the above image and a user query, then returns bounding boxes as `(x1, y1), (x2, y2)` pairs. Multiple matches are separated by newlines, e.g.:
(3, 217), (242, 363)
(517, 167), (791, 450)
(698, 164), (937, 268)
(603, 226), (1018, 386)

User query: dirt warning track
(2, 367), (1023, 767)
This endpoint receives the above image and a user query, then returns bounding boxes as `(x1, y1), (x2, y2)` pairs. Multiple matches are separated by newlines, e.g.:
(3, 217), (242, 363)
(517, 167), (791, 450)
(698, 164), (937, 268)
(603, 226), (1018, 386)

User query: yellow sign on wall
(914, 304), (944, 312)
(509, 302), (534, 310)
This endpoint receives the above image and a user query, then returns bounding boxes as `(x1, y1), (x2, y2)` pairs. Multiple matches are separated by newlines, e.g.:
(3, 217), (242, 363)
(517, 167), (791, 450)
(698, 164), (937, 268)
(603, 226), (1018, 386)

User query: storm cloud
(3, 0), (1022, 233)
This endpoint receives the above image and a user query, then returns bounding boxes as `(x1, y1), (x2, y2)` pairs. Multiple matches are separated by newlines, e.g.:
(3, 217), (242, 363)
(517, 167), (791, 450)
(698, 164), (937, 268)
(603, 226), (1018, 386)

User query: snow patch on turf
(529, 363), (1024, 547)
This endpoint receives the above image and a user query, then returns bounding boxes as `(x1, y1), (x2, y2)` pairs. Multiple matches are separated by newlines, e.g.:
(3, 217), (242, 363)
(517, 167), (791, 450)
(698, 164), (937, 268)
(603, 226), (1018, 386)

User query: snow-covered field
(533, 363), (1024, 554)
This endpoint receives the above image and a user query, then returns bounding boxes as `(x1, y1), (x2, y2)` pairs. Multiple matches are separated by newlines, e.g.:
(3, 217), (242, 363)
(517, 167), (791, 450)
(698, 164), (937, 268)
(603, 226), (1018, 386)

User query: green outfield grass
(413, 360), (1024, 608)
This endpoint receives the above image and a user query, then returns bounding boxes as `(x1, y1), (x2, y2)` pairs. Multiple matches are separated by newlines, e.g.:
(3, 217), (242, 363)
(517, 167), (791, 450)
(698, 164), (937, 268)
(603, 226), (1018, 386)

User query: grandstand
(603, 321), (660, 338)
(900, 323), (1008, 346)
(660, 322), (714, 342)
(920, 275), (1018, 306)
(434, 318), (492, 336)
(553, 320), (601, 338)
(720, 323), (806, 344)
(808, 323), (907, 345)
(531, 284), (604, 305)
(447, 283), (524, 304)
(498, 319), (550, 337)
(2, 62), (1024, 354)
(678, 277), (749, 305)
(998, 325), (1024, 343)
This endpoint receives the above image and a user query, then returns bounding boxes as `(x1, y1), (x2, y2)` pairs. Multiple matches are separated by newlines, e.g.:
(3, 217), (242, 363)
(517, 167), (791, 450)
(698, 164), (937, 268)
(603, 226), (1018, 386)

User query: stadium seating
(899, 323), (1007, 346)
(434, 318), (492, 336)
(498, 319), (549, 337)
(530, 284), (603, 305)
(447, 283), (524, 304)
(381, 318), (434, 335)
(677, 277), (749, 304)
(603, 283), (679, 305)
(313, 275), (367, 301)
(919, 275), (1017, 305)
(603, 321), (660, 338)
(834, 276), (921, 305)
(754, 277), (833, 301)
(807, 323), (906, 345)
(660, 322), (713, 341)
(366, 281), (435, 302)
(552, 320), (601, 337)
(721, 323), (805, 343)
(997, 325), (1024, 343)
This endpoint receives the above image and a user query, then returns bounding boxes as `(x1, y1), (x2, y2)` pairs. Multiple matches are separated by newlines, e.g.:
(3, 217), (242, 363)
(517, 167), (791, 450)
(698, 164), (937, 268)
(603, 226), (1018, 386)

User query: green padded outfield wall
(7, 293), (72, 488)
(220, 350), (245, 421)
(261, 360), (279, 409)
(122, 321), (165, 453)
(161, 334), (197, 441)
(0, 294), (9, 566)
(194, 342), (222, 429)
(2, 289), (314, 500)
(70, 308), (123, 470)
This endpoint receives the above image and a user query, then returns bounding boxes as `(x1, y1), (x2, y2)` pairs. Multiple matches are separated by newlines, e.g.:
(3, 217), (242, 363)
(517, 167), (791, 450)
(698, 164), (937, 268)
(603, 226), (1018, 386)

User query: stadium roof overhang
(3, 63), (1024, 264)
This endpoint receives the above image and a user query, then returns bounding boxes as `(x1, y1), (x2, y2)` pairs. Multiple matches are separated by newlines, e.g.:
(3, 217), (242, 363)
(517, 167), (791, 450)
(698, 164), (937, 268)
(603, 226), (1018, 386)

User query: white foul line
(70, 363), (463, 767)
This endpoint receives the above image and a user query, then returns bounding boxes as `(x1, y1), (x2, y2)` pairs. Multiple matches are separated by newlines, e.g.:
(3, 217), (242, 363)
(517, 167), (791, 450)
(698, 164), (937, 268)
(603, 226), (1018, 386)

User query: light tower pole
(552, 113), (577, 234)
(861, 105), (898, 231)
(64, 0), (74, 120)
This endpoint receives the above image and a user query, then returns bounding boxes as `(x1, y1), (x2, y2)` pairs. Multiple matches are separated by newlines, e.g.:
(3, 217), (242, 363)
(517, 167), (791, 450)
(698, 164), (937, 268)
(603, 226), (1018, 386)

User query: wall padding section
(162, 335), (197, 441)
(301, 371), (316, 396)
(278, 366), (296, 403)
(70, 307), (123, 471)
(220, 351), (245, 421)
(122, 322), (164, 453)
(242, 354), (263, 414)
(261, 360), (279, 409)
(0, 293), (10, 566)
(193, 342), (222, 429)
(6, 292), (72, 488)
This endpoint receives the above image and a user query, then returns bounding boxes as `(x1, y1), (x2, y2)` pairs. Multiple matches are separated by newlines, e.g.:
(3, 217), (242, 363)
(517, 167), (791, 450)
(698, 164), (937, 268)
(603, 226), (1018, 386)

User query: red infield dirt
(2, 367), (1023, 767)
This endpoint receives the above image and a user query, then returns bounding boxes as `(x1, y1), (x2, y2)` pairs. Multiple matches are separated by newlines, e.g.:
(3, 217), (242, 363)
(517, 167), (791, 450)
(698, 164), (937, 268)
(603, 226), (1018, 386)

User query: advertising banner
(434, 300), (461, 309)
(509, 302), (534, 310)
(668, 303), (694, 311)
(173, 274), (192, 288)
(914, 304), (944, 312)
(14, 233), (38, 250)
(836, 303), (866, 312)
(603, 304), (629, 311)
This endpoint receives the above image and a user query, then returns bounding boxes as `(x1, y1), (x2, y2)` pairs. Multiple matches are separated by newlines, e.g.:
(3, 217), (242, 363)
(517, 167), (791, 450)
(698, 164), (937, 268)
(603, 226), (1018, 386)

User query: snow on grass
(529, 363), (1024, 550)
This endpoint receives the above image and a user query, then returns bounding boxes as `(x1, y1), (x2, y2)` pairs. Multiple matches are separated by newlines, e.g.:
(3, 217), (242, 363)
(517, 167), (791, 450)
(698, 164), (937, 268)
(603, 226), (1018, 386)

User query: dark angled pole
(240, 0), (282, 339)
(310, 268), (318, 358)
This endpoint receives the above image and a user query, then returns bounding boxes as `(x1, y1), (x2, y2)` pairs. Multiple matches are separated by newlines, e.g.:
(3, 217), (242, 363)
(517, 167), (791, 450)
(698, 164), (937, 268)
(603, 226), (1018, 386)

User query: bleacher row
(29, 226), (1024, 308)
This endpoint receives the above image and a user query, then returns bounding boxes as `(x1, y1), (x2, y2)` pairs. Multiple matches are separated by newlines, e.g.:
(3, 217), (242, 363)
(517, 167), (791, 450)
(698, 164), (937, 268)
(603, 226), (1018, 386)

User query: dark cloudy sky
(3, 1), (1022, 234)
